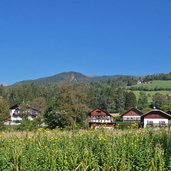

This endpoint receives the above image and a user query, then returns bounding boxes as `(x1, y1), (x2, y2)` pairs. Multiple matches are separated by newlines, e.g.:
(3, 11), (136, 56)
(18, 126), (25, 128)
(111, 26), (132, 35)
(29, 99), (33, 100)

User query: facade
(141, 109), (171, 128)
(88, 108), (115, 128)
(5, 104), (40, 125)
(121, 108), (143, 122)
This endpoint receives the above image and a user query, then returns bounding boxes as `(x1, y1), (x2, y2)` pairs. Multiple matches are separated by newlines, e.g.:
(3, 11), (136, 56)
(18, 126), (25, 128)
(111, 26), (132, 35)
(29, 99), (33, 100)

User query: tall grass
(0, 129), (171, 170)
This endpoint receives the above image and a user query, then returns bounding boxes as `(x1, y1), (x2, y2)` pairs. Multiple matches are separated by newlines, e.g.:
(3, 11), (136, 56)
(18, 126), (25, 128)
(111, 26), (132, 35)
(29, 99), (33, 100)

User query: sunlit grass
(0, 129), (171, 170)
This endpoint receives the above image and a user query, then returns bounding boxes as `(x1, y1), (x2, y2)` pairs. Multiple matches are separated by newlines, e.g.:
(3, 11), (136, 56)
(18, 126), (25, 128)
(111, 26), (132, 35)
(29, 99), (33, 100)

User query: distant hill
(11, 71), (133, 86)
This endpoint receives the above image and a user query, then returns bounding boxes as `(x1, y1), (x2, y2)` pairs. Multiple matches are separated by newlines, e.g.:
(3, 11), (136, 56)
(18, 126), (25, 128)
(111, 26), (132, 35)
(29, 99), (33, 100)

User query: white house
(141, 109), (171, 128)
(88, 108), (115, 128)
(121, 108), (143, 122)
(5, 104), (40, 125)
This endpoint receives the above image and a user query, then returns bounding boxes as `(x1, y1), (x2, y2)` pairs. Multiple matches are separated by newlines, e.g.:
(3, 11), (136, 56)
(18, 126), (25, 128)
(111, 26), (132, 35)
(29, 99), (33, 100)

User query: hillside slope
(11, 71), (133, 86)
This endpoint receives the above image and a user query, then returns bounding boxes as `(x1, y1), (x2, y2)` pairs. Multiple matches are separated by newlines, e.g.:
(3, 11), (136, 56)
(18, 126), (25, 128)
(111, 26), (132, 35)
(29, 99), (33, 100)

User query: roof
(121, 107), (143, 116)
(166, 111), (171, 115)
(10, 103), (40, 112)
(88, 108), (111, 116)
(10, 104), (20, 110)
(141, 109), (171, 118)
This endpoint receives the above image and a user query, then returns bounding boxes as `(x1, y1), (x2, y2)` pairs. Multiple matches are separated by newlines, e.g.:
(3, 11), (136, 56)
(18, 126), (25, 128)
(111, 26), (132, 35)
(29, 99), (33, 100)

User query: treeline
(129, 86), (171, 91)
(0, 76), (171, 129)
(142, 72), (171, 82)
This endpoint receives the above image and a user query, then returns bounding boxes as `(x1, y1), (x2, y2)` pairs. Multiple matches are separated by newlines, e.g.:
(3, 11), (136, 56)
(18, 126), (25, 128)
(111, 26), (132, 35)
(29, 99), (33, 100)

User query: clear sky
(0, 0), (171, 84)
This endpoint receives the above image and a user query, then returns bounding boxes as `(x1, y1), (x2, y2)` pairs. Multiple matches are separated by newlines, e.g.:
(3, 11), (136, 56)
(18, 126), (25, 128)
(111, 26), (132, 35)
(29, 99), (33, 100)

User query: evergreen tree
(125, 92), (137, 110)
(115, 88), (125, 113)
(0, 98), (9, 129)
(44, 105), (67, 129)
(152, 93), (166, 109)
(137, 92), (148, 110)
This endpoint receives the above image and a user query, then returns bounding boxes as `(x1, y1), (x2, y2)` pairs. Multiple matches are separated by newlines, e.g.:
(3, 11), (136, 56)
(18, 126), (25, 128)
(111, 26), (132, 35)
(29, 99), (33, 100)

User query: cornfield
(0, 128), (171, 171)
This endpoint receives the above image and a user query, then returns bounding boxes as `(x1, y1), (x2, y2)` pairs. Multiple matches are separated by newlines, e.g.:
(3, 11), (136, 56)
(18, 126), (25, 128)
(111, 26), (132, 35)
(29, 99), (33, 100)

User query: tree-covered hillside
(1, 71), (171, 129)
(11, 71), (136, 86)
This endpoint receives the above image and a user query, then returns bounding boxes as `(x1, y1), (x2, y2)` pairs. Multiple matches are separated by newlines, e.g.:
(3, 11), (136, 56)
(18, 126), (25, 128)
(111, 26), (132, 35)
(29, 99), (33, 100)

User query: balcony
(123, 117), (141, 122)
(88, 116), (114, 123)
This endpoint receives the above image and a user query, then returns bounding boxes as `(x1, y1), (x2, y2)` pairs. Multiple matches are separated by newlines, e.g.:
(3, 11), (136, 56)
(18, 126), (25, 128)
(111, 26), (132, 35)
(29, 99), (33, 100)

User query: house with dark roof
(5, 104), (40, 125)
(88, 108), (115, 128)
(121, 108), (143, 122)
(141, 109), (171, 128)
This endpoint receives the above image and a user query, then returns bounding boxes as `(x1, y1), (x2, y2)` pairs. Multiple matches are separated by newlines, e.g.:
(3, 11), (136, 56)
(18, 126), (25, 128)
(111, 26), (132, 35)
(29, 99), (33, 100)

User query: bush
(115, 122), (141, 129)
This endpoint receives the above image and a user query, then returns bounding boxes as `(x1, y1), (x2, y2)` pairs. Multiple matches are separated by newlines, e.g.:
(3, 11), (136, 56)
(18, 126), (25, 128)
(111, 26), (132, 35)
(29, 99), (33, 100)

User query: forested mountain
(11, 71), (135, 86)
(1, 71), (171, 129)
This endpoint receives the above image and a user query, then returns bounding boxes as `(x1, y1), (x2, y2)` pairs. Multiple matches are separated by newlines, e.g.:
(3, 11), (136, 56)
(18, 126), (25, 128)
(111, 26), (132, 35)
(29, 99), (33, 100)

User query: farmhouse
(88, 108), (115, 128)
(141, 109), (171, 128)
(5, 104), (40, 125)
(121, 108), (143, 122)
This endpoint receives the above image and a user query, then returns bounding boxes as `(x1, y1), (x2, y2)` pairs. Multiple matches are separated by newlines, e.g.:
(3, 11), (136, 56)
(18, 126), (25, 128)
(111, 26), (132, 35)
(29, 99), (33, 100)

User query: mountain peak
(11, 71), (132, 86)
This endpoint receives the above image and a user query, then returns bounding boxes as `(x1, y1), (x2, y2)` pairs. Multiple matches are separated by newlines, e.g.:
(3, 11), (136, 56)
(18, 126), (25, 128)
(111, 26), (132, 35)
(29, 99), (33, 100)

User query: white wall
(7, 108), (38, 126)
(144, 118), (168, 128)
(9, 109), (22, 125)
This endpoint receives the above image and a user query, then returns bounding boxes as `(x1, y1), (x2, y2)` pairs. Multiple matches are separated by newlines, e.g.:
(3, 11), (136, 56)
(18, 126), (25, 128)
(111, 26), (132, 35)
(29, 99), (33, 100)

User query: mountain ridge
(11, 71), (134, 86)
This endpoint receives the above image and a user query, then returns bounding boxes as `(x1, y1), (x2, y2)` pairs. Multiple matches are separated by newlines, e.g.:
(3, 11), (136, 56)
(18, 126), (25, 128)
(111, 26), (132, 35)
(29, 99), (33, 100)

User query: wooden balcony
(123, 117), (141, 122)
(88, 116), (114, 123)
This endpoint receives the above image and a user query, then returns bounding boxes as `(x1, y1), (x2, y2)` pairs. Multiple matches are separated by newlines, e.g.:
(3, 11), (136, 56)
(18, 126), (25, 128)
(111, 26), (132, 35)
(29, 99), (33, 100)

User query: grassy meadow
(1, 129), (171, 171)
(127, 80), (171, 102)
(132, 90), (171, 102)
(130, 80), (171, 90)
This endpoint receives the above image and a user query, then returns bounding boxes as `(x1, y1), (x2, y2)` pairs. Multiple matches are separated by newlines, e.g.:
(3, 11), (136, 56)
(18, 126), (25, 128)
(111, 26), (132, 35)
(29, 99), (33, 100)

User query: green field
(132, 90), (171, 102)
(130, 80), (171, 90)
(1, 129), (171, 170)
(128, 80), (171, 102)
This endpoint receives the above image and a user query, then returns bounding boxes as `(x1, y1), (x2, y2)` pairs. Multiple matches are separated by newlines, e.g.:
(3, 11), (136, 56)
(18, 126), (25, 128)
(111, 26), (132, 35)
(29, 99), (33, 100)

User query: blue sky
(0, 0), (171, 84)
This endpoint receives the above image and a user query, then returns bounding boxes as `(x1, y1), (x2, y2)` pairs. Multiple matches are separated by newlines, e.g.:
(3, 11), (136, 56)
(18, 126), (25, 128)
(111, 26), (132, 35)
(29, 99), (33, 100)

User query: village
(5, 103), (171, 129)
(88, 107), (171, 129)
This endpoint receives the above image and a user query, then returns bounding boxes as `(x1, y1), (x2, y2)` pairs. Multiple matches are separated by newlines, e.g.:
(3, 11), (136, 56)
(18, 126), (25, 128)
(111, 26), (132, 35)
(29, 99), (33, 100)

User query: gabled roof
(88, 108), (110, 116)
(141, 109), (171, 118)
(166, 111), (171, 115)
(10, 104), (20, 110)
(121, 107), (143, 116)
(10, 104), (40, 112)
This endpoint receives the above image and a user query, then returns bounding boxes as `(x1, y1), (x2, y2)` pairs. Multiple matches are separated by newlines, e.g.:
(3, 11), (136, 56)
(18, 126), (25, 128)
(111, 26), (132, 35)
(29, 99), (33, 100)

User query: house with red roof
(88, 108), (115, 128)
(141, 109), (171, 128)
(121, 108), (143, 123)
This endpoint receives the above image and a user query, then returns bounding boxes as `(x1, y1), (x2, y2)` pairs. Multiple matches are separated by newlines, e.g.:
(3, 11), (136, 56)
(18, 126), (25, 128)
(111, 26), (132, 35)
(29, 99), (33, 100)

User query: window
(147, 121), (153, 126)
(159, 121), (166, 126)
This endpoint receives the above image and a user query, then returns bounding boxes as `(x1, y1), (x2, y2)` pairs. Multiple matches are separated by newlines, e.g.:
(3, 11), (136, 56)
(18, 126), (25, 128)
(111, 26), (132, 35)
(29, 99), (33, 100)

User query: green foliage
(161, 102), (171, 112)
(44, 105), (67, 129)
(143, 72), (171, 81)
(115, 88), (125, 113)
(152, 93), (167, 109)
(3, 73), (171, 130)
(0, 84), (6, 98)
(7, 83), (45, 106)
(16, 118), (41, 131)
(30, 97), (46, 114)
(0, 98), (9, 129)
(129, 80), (171, 91)
(138, 92), (148, 110)
(11, 71), (138, 86)
(115, 122), (141, 129)
(0, 129), (171, 170)
(125, 92), (137, 110)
